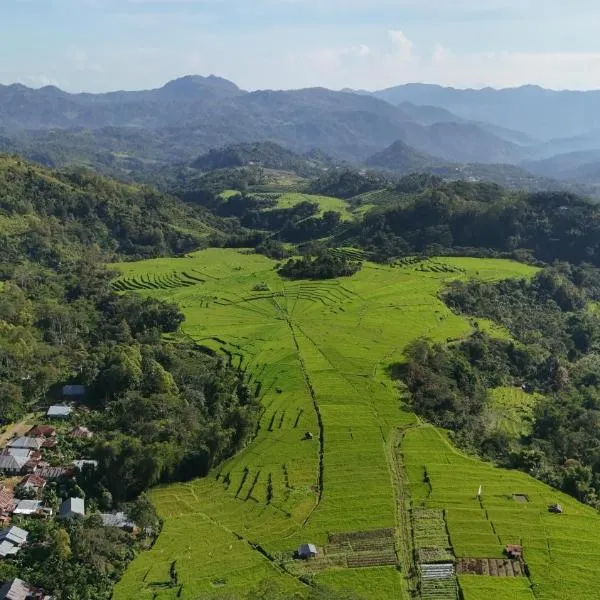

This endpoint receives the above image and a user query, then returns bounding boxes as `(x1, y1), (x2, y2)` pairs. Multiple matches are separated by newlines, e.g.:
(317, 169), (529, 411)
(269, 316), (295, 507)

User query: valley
(105, 248), (598, 600)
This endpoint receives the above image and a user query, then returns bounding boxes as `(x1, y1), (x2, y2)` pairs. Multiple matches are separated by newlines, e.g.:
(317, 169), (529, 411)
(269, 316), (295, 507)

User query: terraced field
(404, 425), (600, 599)
(111, 249), (600, 600)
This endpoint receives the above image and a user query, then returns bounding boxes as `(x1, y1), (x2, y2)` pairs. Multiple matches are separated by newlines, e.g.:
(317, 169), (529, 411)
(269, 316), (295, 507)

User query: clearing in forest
(112, 249), (580, 600)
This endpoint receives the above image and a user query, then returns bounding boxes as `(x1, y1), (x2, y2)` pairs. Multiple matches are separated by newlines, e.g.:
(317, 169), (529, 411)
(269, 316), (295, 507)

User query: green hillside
(111, 249), (552, 600)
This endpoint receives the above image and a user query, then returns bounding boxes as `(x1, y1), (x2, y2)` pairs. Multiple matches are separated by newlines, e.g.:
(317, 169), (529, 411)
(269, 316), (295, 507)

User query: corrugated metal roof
(59, 497), (85, 518)
(47, 405), (72, 417)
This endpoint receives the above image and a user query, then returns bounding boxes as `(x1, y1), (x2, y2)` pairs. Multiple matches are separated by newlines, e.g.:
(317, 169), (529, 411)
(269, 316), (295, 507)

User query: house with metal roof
(0, 455), (29, 475)
(298, 543), (318, 559)
(7, 437), (44, 451)
(46, 405), (72, 419)
(26, 425), (56, 438)
(0, 527), (28, 558)
(58, 497), (85, 520)
(19, 474), (47, 493)
(12, 500), (43, 517)
(0, 578), (53, 600)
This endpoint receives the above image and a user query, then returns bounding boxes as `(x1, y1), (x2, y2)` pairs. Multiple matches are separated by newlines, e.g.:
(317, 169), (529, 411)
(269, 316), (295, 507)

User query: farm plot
(266, 192), (354, 221)
(403, 425), (600, 600)
(112, 249), (537, 599)
(325, 529), (397, 568)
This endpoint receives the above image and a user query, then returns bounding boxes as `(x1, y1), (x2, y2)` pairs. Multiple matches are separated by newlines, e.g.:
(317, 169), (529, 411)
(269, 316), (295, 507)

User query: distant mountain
(367, 83), (600, 141)
(390, 121), (529, 164)
(0, 75), (246, 130)
(365, 140), (440, 174)
(192, 141), (336, 177)
(524, 150), (600, 185)
(0, 77), (538, 165)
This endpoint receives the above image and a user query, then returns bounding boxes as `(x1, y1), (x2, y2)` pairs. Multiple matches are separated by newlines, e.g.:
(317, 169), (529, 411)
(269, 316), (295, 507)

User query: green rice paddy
(108, 249), (600, 600)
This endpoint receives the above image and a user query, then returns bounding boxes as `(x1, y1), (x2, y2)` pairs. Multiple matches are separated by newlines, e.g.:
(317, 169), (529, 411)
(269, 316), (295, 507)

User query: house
(18, 474), (46, 493)
(62, 385), (85, 399)
(505, 544), (523, 559)
(0, 578), (53, 600)
(7, 438), (44, 451)
(69, 426), (93, 440)
(35, 466), (72, 480)
(26, 426), (56, 439)
(549, 503), (563, 514)
(0, 527), (28, 557)
(0, 455), (29, 475)
(101, 512), (136, 532)
(298, 543), (318, 559)
(0, 489), (15, 516)
(12, 501), (42, 517)
(46, 406), (72, 419)
(58, 498), (85, 520)
(72, 460), (98, 471)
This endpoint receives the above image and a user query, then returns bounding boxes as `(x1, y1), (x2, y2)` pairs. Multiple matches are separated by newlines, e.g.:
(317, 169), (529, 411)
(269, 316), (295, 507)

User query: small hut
(505, 544), (522, 559)
(548, 503), (563, 514)
(298, 543), (318, 559)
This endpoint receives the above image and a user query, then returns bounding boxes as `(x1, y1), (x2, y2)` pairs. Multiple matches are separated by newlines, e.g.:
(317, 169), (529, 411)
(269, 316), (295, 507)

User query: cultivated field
(110, 250), (551, 599)
(404, 425), (600, 600)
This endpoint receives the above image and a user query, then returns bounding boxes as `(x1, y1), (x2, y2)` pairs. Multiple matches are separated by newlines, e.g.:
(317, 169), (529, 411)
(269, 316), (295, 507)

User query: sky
(3, 0), (600, 92)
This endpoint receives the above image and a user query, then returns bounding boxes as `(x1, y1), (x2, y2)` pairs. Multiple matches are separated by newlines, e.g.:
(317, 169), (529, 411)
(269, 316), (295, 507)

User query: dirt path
(0, 413), (36, 446)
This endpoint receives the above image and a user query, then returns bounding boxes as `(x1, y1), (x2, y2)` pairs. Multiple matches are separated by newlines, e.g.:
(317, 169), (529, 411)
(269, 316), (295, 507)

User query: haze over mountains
(2, 75), (600, 189)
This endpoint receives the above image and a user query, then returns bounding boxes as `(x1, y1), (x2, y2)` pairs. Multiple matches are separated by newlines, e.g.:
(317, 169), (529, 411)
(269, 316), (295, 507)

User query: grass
(111, 249), (540, 599)
(266, 192), (354, 221)
(488, 387), (543, 437)
(404, 425), (600, 600)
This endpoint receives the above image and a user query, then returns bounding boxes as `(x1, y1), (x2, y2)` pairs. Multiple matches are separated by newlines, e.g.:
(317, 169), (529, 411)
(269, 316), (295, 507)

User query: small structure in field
(69, 426), (93, 440)
(548, 503), (563, 514)
(47, 405), (72, 419)
(304, 432), (314, 440)
(58, 498), (85, 520)
(505, 544), (522, 559)
(298, 543), (318, 559)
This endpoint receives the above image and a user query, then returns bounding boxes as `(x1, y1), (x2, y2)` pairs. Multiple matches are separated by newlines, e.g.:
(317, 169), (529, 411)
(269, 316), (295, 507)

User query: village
(0, 385), (136, 600)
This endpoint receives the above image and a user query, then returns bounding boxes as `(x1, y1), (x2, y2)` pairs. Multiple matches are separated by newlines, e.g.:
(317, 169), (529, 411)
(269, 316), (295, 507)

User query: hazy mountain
(391, 121), (529, 164)
(0, 77), (537, 165)
(368, 83), (600, 141)
(365, 140), (441, 174)
(524, 150), (600, 185)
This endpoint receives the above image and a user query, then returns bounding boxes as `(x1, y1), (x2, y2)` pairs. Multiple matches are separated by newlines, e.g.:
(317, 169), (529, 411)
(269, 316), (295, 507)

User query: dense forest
(400, 264), (600, 507)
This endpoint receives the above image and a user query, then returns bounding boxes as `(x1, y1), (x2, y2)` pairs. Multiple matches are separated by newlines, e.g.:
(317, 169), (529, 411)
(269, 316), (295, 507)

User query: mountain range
(2, 75), (600, 188)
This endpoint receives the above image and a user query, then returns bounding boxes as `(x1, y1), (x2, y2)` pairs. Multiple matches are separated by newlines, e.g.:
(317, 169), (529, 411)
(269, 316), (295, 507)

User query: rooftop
(47, 405), (72, 417)
(7, 437), (43, 450)
(58, 497), (85, 519)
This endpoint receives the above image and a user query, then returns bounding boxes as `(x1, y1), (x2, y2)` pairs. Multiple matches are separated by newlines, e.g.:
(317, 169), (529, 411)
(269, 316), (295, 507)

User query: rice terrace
(110, 249), (600, 600)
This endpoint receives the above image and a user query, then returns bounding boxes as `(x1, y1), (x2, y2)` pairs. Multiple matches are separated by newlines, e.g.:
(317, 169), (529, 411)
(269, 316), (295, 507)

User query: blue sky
(3, 0), (600, 92)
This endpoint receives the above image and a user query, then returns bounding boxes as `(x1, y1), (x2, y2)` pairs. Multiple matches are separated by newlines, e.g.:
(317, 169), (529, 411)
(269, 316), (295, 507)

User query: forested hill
(0, 154), (230, 265)
(0, 155), (258, 596)
(341, 175), (600, 266)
